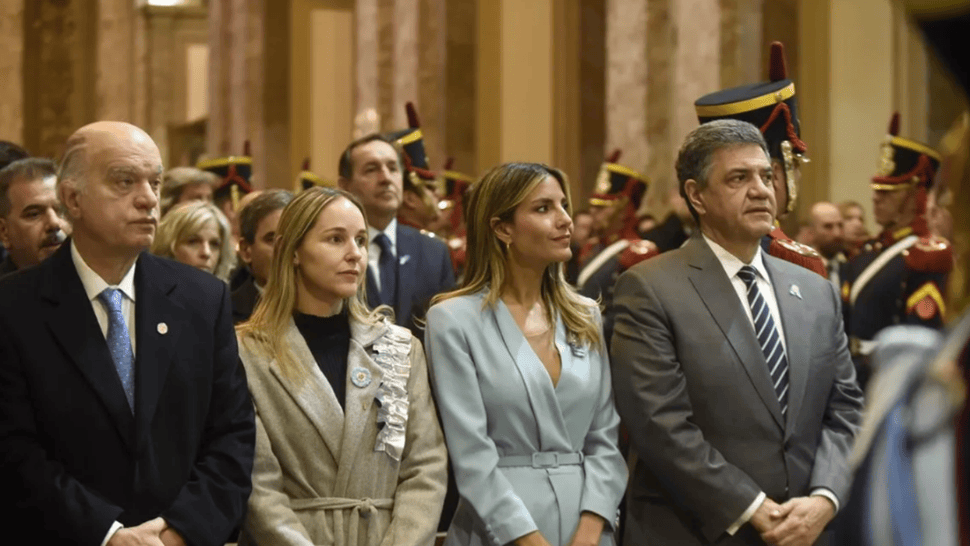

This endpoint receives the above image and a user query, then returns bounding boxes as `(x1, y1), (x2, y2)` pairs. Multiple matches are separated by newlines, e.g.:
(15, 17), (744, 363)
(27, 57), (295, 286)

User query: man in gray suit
(611, 119), (863, 546)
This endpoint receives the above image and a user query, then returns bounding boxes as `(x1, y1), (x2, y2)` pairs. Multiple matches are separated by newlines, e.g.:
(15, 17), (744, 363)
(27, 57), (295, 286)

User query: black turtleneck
(294, 309), (351, 409)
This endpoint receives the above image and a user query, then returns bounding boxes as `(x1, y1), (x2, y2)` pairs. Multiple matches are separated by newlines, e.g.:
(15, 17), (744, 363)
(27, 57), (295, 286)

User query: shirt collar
(702, 233), (771, 286)
(368, 217), (398, 249)
(71, 240), (137, 303)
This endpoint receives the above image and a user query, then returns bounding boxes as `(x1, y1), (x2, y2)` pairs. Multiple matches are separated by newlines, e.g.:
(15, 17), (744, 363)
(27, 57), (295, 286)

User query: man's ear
(490, 216), (511, 245)
(401, 189), (421, 211)
(237, 239), (253, 265)
(683, 179), (706, 217)
(337, 177), (351, 191)
(59, 180), (83, 221)
(0, 218), (9, 248)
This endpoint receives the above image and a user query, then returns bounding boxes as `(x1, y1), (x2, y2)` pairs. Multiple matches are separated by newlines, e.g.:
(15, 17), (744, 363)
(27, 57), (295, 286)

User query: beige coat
(238, 317), (448, 546)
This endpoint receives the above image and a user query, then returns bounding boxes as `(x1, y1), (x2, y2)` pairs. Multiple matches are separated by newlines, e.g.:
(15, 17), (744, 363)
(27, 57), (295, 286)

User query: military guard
(439, 158), (474, 279)
(695, 41), (826, 276)
(836, 3), (970, 542)
(841, 112), (952, 388)
(294, 158), (335, 192)
(577, 151), (657, 343)
(386, 103), (444, 233)
(197, 140), (254, 222)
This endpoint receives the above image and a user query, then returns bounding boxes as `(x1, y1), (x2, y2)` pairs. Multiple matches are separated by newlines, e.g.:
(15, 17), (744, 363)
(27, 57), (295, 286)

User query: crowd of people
(0, 20), (967, 546)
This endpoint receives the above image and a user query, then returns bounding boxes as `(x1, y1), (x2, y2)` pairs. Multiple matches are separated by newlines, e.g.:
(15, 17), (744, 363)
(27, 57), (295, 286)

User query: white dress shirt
(72, 242), (137, 546)
(71, 241), (137, 355)
(701, 235), (839, 535)
(367, 218), (398, 293)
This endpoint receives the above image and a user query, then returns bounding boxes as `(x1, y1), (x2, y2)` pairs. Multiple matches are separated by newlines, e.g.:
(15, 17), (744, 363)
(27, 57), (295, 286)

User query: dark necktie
(97, 288), (135, 412)
(737, 265), (790, 415)
(375, 233), (397, 307)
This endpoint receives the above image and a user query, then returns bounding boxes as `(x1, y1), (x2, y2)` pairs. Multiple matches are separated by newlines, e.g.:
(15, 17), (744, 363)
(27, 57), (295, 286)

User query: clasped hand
(750, 496), (835, 546)
(107, 517), (186, 546)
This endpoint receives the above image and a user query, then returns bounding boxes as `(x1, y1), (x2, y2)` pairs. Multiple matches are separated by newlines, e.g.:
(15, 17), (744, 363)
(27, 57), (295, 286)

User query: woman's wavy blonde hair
(236, 186), (389, 380)
(433, 162), (601, 349)
(151, 201), (235, 281)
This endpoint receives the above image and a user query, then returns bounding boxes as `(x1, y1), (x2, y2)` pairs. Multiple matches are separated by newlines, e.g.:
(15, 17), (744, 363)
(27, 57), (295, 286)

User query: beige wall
(290, 0), (354, 185)
(477, 0), (556, 169)
(186, 44), (210, 121)
(309, 7), (355, 181)
(798, 0), (936, 235)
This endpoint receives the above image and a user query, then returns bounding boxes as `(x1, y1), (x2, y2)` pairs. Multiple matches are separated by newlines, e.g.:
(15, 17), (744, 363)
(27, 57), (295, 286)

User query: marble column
(417, 0), (447, 172)
(606, 0), (649, 187)
(23, 0), (98, 159)
(97, 0), (138, 122)
(355, 0), (380, 135)
(797, 0), (902, 233)
(720, 0), (763, 89)
(207, 0), (266, 186)
(443, 0), (477, 174)
(0, 0), (24, 143)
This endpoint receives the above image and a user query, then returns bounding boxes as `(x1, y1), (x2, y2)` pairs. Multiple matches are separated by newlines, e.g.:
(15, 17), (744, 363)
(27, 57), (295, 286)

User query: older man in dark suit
(338, 133), (454, 337)
(0, 121), (255, 546)
(611, 119), (863, 546)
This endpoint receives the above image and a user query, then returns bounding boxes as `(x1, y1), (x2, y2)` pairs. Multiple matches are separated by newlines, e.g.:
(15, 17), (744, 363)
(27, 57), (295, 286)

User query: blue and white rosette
(372, 322), (412, 461)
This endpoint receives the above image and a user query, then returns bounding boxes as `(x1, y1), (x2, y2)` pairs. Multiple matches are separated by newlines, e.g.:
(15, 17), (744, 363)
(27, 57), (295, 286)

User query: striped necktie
(737, 265), (790, 416)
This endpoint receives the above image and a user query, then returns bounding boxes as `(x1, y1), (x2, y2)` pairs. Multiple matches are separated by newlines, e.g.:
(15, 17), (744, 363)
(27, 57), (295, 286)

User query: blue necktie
(737, 265), (790, 415)
(98, 288), (135, 412)
(375, 233), (397, 307)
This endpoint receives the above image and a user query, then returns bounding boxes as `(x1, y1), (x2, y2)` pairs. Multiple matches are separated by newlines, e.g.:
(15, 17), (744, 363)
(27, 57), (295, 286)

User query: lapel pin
(157, 322), (168, 335)
(789, 285), (802, 300)
(351, 367), (372, 388)
(399, 255), (411, 266)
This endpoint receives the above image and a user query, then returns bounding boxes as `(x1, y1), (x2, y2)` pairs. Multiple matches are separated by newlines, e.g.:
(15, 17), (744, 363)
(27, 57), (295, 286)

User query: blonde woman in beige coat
(236, 186), (448, 546)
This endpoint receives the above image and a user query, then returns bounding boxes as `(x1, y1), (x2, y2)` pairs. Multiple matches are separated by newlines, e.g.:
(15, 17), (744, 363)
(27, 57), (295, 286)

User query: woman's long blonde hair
(236, 187), (388, 380)
(151, 200), (235, 281)
(433, 162), (601, 349)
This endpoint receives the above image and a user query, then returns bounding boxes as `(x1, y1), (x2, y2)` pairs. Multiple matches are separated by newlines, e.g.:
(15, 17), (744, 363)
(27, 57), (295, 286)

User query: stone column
(606, 0), (649, 184)
(355, 0), (380, 135)
(417, 0), (447, 172)
(476, 0), (555, 169)
(97, 0), (137, 122)
(0, 0), (25, 143)
(799, 0), (892, 231)
(720, 0), (763, 89)
(443, 0), (477, 174)
(207, 0), (267, 186)
(23, 0), (98, 159)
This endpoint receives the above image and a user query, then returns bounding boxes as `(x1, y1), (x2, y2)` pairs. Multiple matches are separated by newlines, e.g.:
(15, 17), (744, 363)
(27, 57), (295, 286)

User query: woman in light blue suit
(425, 163), (627, 546)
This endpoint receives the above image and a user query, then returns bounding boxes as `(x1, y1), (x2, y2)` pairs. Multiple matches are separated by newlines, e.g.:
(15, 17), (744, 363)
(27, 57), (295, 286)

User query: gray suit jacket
(425, 292), (627, 546)
(611, 235), (863, 545)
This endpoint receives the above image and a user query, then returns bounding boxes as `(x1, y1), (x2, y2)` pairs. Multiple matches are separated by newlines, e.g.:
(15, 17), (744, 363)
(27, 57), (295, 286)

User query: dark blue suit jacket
(0, 242), (255, 546)
(366, 224), (455, 337)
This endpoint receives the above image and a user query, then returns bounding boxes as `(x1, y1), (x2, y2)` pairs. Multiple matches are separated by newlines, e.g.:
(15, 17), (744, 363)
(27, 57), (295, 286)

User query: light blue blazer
(425, 291), (627, 546)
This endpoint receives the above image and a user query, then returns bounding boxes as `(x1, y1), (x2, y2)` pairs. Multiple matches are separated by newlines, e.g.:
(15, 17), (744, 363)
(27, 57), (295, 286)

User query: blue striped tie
(98, 288), (135, 412)
(737, 265), (790, 415)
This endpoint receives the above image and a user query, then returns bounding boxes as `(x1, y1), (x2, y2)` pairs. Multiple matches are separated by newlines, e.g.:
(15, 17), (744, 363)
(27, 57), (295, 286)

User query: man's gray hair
(0, 158), (57, 217)
(675, 119), (769, 221)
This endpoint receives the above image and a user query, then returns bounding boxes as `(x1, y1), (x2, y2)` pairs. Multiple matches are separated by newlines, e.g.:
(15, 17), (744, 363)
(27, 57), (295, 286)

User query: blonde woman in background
(236, 186), (447, 546)
(151, 201), (235, 281)
(159, 166), (217, 217)
(424, 162), (627, 546)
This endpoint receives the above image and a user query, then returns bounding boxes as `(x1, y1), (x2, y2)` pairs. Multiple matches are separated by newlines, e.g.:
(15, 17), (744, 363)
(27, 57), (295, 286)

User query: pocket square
(789, 284), (802, 299)
(399, 255), (411, 266)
